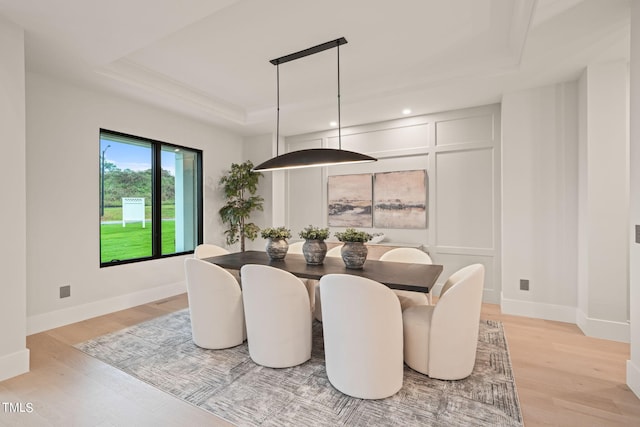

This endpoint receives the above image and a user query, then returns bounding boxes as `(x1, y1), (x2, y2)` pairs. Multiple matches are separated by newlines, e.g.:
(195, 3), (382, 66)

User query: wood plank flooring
(1, 295), (639, 426)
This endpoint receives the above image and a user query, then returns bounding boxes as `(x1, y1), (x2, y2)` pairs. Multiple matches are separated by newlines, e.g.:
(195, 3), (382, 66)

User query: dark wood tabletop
(204, 250), (443, 293)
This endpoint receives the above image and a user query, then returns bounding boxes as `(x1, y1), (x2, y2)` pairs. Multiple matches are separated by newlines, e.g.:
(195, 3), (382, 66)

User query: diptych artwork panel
(327, 170), (427, 229)
(327, 173), (373, 227)
(373, 170), (427, 229)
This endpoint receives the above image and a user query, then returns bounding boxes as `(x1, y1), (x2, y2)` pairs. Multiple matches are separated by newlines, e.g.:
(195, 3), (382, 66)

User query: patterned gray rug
(75, 309), (523, 426)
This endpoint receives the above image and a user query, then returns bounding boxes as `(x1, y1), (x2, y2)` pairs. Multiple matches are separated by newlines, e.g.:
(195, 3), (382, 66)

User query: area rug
(75, 309), (523, 426)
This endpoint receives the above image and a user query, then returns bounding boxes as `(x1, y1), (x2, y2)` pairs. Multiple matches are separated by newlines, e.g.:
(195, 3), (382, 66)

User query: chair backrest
(287, 241), (304, 254)
(320, 274), (403, 399)
(326, 245), (343, 257)
(240, 264), (312, 368)
(379, 247), (433, 264)
(194, 243), (230, 259)
(183, 258), (245, 349)
(439, 263), (480, 297)
(428, 264), (485, 379)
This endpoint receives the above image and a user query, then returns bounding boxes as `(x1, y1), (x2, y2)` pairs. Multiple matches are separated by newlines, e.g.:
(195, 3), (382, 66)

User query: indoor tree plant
(218, 160), (264, 252)
(261, 226), (292, 260)
(299, 225), (330, 265)
(334, 228), (373, 269)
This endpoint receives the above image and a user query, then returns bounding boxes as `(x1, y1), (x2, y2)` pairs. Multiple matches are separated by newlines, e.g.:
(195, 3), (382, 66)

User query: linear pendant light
(252, 37), (377, 172)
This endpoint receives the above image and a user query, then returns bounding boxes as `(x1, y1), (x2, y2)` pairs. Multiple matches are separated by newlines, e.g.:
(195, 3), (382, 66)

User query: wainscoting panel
(329, 122), (429, 154)
(435, 113), (495, 146)
(286, 139), (326, 233)
(284, 104), (501, 303)
(435, 147), (494, 249)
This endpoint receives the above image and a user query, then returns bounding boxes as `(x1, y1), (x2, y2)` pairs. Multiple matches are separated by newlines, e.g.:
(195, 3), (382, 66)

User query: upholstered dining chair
(193, 243), (242, 283)
(312, 244), (344, 321)
(286, 241), (316, 313)
(240, 264), (312, 368)
(379, 247), (434, 310)
(183, 258), (246, 349)
(287, 241), (304, 253)
(193, 243), (230, 259)
(320, 274), (404, 399)
(325, 245), (343, 258)
(402, 263), (485, 380)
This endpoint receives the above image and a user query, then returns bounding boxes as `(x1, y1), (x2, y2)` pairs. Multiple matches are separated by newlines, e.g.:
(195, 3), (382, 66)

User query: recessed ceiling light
(402, 108), (412, 115)
(329, 121), (338, 127)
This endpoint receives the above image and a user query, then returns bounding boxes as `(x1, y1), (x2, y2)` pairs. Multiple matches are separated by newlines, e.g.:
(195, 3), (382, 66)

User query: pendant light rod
(270, 37), (347, 65)
(337, 41), (342, 150)
(276, 62), (280, 156)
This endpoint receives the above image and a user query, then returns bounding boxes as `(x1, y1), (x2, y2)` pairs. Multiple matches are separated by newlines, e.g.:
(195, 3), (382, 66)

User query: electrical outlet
(519, 279), (529, 291)
(60, 285), (71, 298)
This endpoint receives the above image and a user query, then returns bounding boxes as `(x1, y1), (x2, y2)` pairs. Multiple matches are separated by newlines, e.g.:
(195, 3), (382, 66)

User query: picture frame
(373, 170), (427, 229)
(327, 173), (373, 227)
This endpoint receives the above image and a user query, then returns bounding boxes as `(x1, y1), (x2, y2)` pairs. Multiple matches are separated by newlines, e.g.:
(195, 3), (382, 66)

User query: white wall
(501, 82), (579, 322)
(25, 72), (242, 333)
(577, 61), (629, 341)
(0, 16), (29, 381)
(501, 65), (630, 343)
(284, 105), (502, 302)
(628, 0), (640, 399)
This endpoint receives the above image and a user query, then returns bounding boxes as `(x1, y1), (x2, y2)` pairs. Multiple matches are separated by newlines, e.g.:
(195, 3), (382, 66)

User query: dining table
(203, 250), (443, 293)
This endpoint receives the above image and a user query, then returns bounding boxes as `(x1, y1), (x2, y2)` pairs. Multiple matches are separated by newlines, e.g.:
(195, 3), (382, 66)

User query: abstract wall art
(327, 173), (373, 227)
(373, 169), (427, 229)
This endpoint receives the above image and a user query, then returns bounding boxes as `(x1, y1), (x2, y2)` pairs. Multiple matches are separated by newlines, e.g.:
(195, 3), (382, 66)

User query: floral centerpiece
(299, 225), (330, 265)
(261, 226), (292, 240)
(299, 225), (330, 241)
(261, 226), (291, 260)
(334, 228), (373, 243)
(334, 228), (372, 269)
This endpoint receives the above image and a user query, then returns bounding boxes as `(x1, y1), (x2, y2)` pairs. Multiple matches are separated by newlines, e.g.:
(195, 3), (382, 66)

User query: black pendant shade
(252, 148), (377, 172)
(252, 37), (377, 172)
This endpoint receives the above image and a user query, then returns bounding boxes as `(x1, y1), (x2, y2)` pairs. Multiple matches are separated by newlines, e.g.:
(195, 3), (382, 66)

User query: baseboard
(500, 294), (578, 324)
(27, 281), (186, 335)
(628, 360), (640, 399)
(0, 348), (30, 382)
(576, 309), (630, 343)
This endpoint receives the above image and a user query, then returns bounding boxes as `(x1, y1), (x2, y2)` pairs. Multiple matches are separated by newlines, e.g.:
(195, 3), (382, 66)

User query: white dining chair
(379, 247), (434, 310)
(285, 241), (316, 313)
(320, 274), (404, 399)
(193, 243), (243, 283)
(287, 241), (305, 254)
(193, 243), (230, 259)
(184, 258), (246, 349)
(240, 264), (312, 368)
(402, 264), (485, 380)
(313, 244), (344, 321)
(325, 245), (343, 257)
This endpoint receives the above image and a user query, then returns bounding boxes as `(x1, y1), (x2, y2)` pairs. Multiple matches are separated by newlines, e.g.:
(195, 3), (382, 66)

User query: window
(99, 129), (202, 266)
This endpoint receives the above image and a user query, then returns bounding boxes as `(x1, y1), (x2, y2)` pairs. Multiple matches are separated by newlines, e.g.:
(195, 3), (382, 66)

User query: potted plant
(218, 161), (264, 252)
(261, 226), (292, 260)
(299, 225), (330, 265)
(334, 228), (373, 269)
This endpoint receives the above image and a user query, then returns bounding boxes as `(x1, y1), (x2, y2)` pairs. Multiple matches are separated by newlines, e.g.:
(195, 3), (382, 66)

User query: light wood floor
(1, 295), (639, 426)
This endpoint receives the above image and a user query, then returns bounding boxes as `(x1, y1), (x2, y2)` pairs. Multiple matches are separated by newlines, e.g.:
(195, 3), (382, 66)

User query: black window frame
(99, 128), (203, 267)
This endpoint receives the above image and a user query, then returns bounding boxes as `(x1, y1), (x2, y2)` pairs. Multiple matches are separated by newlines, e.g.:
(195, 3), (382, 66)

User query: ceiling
(0, 0), (631, 137)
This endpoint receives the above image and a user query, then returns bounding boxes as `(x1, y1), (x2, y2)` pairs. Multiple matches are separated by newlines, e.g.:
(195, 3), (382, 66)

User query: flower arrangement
(334, 228), (373, 243)
(299, 225), (330, 241)
(260, 226), (292, 240)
